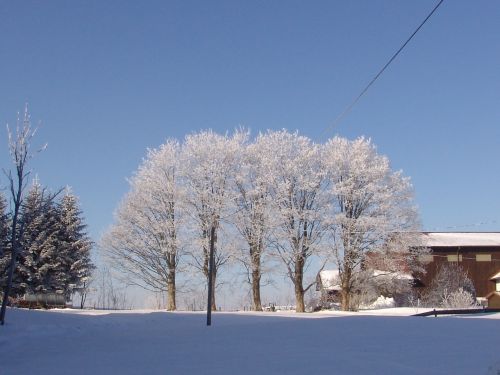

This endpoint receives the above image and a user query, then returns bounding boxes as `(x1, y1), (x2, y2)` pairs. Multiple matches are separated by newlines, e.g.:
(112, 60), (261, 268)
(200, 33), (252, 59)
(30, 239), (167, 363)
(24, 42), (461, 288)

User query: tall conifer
(57, 189), (93, 299)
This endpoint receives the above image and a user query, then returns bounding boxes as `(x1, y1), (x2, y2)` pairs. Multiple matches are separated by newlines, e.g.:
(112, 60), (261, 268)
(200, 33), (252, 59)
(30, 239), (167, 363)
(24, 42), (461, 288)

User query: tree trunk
(210, 271), (216, 311)
(166, 267), (176, 311)
(250, 245), (262, 311)
(251, 269), (262, 311)
(294, 256), (305, 312)
(340, 268), (352, 311)
(295, 284), (305, 313)
(340, 289), (350, 311)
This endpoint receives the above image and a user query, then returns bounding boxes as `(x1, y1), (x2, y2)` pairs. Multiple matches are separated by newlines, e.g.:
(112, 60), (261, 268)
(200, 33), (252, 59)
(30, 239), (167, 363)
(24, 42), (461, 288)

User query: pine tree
(16, 181), (60, 296)
(57, 189), (93, 300)
(13, 183), (94, 302)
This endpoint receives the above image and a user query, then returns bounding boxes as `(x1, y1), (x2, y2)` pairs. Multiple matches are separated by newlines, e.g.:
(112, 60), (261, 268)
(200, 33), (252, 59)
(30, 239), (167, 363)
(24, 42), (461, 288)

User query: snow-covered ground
(1, 308), (499, 375)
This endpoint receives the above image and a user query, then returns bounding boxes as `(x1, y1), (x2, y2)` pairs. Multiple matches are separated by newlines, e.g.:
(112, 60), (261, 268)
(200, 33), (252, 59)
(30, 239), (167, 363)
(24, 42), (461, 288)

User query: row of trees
(103, 129), (427, 312)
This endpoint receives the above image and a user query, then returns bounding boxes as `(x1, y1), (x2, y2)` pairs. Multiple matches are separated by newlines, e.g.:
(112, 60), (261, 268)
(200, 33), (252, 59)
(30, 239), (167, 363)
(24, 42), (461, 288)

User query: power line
(425, 220), (499, 232)
(321, 0), (445, 137)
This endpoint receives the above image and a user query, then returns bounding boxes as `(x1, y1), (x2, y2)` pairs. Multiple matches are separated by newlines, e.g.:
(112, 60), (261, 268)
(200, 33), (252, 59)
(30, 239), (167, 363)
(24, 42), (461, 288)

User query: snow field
(1, 308), (499, 375)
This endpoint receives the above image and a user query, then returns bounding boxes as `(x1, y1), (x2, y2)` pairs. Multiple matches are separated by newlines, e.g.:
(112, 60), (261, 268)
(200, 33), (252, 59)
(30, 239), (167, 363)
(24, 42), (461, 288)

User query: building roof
(319, 270), (341, 291)
(319, 269), (414, 291)
(420, 232), (500, 247)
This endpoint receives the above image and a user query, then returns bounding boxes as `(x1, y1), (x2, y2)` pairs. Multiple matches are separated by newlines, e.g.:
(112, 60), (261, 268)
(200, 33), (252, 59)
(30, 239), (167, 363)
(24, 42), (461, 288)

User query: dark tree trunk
(250, 244), (262, 311)
(166, 266), (176, 311)
(251, 269), (262, 311)
(340, 268), (353, 311)
(294, 255), (305, 313)
(210, 272), (216, 311)
(340, 289), (351, 311)
(206, 225), (217, 325)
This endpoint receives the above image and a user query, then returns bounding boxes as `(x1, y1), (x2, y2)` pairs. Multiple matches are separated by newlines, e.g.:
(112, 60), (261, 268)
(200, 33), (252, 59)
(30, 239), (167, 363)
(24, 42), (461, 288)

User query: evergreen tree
(17, 181), (60, 296)
(12, 183), (94, 301)
(57, 189), (93, 299)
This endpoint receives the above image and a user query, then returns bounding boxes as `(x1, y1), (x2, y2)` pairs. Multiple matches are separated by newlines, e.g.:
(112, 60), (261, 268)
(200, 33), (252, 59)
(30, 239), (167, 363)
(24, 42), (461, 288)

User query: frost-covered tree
(17, 181), (61, 296)
(180, 130), (245, 311)
(57, 190), (94, 300)
(258, 130), (328, 313)
(102, 140), (183, 311)
(9, 182), (90, 301)
(232, 139), (273, 311)
(324, 137), (421, 311)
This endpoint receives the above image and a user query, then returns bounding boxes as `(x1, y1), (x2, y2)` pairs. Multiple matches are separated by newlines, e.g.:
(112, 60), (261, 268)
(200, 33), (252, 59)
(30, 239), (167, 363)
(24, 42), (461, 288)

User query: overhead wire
(320, 0), (445, 137)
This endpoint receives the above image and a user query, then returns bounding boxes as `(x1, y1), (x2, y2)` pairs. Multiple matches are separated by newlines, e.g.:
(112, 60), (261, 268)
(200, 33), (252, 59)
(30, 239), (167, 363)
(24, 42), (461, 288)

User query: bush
(442, 288), (478, 309)
(422, 263), (477, 307)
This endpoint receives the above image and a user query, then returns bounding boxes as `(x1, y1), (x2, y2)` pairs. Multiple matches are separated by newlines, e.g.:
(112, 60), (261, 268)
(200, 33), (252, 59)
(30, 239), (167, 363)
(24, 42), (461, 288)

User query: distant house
(417, 232), (500, 302)
(316, 269), (414, 304)
(316, 270), (341, 301)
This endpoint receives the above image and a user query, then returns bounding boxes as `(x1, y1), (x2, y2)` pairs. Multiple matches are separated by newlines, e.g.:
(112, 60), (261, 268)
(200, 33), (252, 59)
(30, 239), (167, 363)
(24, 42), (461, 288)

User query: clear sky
(1, 1), (499, 245)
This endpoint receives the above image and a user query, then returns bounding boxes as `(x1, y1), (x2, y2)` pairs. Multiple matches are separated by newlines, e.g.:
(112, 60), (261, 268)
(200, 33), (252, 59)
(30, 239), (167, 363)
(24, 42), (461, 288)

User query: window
(476, 254), (492, 262)
(497, 281), (500, 292)
(421, 254), (434, 263)
(447, 254), (462, 262)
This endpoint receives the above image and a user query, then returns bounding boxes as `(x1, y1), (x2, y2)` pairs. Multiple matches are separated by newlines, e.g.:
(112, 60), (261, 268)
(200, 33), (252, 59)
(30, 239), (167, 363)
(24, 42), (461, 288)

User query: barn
(418, 232), (500, 303)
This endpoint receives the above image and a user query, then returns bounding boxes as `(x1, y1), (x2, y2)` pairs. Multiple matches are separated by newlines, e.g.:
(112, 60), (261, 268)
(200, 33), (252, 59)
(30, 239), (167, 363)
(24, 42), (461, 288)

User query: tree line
(102, 129), (427, 312)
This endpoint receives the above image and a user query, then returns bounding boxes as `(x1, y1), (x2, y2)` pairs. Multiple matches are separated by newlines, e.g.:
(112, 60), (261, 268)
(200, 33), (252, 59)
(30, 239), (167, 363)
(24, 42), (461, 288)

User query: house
(317, 268), (415, 304)
(417, 232), (500, 302)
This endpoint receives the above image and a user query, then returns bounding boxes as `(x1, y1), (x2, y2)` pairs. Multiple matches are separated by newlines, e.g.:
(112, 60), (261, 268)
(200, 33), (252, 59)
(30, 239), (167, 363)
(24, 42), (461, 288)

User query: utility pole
(206, 225), (216, 326)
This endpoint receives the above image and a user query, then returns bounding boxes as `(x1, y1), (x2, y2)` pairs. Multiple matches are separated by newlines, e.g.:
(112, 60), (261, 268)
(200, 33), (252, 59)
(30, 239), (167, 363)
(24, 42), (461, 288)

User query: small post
(434, 309), (437, 318)
(206, 225), (216, 326)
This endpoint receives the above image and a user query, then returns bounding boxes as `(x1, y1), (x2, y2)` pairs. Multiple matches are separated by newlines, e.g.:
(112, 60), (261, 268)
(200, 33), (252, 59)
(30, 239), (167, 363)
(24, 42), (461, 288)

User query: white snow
(361, 296), (396, 309)
(372, 270), (414, 280)
(421, 232), (500, 247)
(1, 308), (499, 375)
(319, 269), (341, 290)
(320, 269), (414, 292)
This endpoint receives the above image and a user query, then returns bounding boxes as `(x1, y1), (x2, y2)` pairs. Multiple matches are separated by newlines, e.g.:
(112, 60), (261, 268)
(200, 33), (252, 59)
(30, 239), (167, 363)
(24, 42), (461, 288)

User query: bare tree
(324, 137), (421, 311)
(1, 106), (46, 325)
(91, 266), (131, 310)
(76, 277), (93, 309)
(102, 140), (184, 311)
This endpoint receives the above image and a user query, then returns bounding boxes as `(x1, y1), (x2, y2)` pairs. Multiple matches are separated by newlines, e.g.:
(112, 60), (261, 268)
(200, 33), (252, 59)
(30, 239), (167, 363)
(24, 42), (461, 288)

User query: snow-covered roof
(420, 232), (500, 247)
(319, 269), (413, 291)
(319, 270), (341, 291)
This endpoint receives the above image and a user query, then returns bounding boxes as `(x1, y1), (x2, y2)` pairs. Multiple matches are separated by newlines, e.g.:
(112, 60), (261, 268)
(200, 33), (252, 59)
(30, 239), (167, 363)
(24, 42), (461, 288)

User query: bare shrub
(442, 287), (478, 309)
(422, 263), (476, 307)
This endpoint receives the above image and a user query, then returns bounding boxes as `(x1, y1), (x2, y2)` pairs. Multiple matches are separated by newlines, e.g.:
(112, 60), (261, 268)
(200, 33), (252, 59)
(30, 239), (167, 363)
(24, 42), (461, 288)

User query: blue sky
(1, 0), (499, 244)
